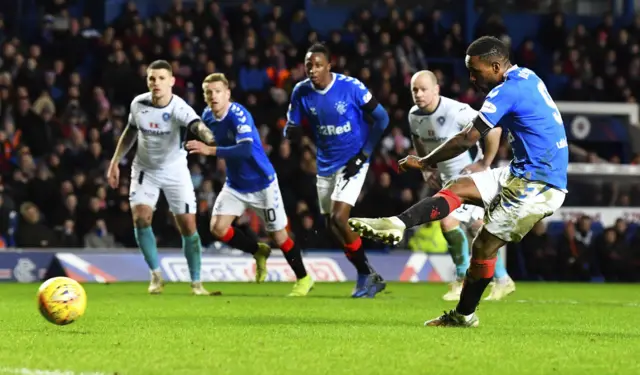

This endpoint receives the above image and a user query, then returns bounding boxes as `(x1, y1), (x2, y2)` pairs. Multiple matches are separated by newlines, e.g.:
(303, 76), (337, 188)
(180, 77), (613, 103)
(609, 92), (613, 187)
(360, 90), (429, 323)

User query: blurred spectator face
(615, 219), (627, 234)
(53, 59), (64, 74)
(296, 201), (309, 214)
(202, 79), (231, 114)
(73, 173), (86, 188)
(147, 66), (175, 101)
(400, 189), (413, 203)
(411, 72), (439, 110)
(604, 229), (616, 244)
(18, 98), (30, 114)
(379, 172), (391, 188)
(96, 186), (107, 201)
(577, 216), (592, 232)
(90, 142), (102, 158)
(302, 215), (314, 230)
(279, 141), (291, 158)
(4, 121), (15, 135)
(65, 194), (78, 211)
(60, 181), (74, 195)
(118, 185), (129, 197)
(185, 20), (194, 35)
(223, 53), (233, 66)
(89, 197), (101, 212)
(23, 205), (40, 224)
(249, 55), (259, 66)
(19, 153), (35, 172)
(96, 219), (107, 232)
(63, 220), (75, 233)
(119, 200), (130, 212)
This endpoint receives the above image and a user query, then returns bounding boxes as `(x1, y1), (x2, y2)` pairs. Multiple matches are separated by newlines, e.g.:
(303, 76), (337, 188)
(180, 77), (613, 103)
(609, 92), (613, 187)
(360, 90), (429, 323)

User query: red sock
(435, 189), (462, 212)
(280, 237), (294, 253)
(468, 258), (497, 279)
(220, 227), (235, 242)
(343, 237), (362, 252)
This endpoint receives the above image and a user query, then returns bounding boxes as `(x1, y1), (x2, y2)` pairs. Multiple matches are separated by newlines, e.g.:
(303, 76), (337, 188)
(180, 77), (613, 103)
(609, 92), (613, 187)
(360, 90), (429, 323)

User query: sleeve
(128, 101), (138, 128)
(349, 77), (379, 113)
(454, 104), (478, 130)
(286, 84), (303, 126)
(476, 83), (514, 129)
(174, 101), (201, 128)
(407, 113), (419, 137)
(230, 105), (254, 144)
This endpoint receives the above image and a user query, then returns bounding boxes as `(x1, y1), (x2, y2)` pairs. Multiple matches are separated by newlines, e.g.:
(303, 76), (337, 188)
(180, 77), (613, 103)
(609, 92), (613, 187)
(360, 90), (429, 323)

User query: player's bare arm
(417, 117), (485, 170)
(107, 125), (138, 189)
(461, 126), (503, 174)
(185, 140), (216, 156)
(188, 120), (215, 144)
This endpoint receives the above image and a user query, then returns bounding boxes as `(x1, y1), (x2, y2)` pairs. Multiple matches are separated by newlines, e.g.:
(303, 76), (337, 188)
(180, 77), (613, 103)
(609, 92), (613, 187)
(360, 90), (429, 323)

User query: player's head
(147, 60), (175, 100)
(465, 36), (510, 93)
(410, 70), (439, 110)
(304, 42), (332, 87)
(202, 73), (231, 113)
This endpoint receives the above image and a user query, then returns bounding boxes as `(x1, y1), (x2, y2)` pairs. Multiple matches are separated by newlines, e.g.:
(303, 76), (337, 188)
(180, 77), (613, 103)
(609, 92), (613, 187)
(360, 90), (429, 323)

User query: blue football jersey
(287, 73), (374, 177)
(477, 65), (569, 191)
(202, 103), (276, 193)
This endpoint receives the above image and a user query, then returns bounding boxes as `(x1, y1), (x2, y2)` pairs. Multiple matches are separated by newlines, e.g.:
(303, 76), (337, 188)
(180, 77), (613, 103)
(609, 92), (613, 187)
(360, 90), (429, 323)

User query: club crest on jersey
(310, 107), (317, 116)
(162, 112), (171, 121)
(335, 101), (347, 115)
(437, 117), (445, 125)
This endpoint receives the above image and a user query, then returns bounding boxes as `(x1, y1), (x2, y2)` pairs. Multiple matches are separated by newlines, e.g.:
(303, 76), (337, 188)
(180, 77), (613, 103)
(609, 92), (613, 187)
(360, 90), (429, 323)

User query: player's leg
(257, 179), (313, 295)
(425, 227), (505, 327)
(129, 168), (163, 294)
(484, 245), (516, 301)
(322, 164), (385, 298)
(440, 213), (469, 301)
(210, 187), (271, 282)
(350, 176), (484, 245)
(425, 172), (567, 327)
(164, 169), (218, 295)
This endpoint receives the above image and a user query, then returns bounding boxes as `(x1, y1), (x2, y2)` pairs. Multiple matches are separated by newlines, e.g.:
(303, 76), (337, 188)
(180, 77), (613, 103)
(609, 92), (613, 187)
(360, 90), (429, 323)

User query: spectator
(84, 219), (117, 248)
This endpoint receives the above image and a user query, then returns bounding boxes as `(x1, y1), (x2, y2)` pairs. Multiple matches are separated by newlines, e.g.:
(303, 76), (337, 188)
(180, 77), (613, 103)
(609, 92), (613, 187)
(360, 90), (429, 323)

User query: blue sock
(182, 233), (202, 282)
(443, 227), (470, 279)
(494, 247), (508, 279)
(134, 226), (159, 270)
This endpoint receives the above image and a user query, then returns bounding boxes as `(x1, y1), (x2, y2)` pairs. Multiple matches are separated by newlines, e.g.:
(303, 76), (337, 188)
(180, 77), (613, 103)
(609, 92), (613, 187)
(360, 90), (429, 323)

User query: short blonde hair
(202, 73), (229, 87)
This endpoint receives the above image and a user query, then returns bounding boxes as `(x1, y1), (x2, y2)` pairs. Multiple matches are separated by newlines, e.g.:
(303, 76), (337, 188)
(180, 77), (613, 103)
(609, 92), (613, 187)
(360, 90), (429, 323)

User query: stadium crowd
(0, 0), (638, 281)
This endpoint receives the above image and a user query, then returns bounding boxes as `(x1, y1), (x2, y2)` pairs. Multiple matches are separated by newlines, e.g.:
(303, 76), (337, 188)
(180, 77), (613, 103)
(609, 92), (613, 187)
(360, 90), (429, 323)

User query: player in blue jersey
(349, 36), (569, 325)
(284, 43), (390, 298)
(186, 73), (314, 296)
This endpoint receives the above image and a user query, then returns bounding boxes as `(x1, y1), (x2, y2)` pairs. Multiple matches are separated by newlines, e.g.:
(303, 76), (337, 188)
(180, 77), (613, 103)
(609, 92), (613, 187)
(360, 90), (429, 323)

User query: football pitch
(1, 282), (639, 375)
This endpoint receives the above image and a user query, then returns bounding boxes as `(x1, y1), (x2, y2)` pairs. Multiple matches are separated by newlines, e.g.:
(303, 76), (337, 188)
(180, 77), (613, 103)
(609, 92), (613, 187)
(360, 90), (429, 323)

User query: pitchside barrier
(1, 206), (638, 284)
(0, 250), (457, 284)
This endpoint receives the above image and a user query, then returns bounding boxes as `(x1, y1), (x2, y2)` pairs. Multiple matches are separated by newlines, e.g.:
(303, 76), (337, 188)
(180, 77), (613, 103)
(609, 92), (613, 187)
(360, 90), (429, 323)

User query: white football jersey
(128, 93), (199, 169)
(408, 96), (482, 180)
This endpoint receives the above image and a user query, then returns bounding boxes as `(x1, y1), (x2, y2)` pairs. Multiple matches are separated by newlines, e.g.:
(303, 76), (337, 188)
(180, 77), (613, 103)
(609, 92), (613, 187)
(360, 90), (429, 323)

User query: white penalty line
(0, 368), (110, 375)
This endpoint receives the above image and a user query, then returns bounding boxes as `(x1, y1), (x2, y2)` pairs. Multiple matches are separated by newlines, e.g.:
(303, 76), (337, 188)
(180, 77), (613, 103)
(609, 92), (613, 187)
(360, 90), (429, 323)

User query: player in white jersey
(407, 71), (515, 301)
(107, 60), (218, 296)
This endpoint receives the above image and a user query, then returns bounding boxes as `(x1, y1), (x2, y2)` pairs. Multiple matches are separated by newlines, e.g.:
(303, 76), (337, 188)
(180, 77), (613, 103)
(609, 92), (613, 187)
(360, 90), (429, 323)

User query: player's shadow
(23, 328), (92, 335)
(204, 315), (417, 328)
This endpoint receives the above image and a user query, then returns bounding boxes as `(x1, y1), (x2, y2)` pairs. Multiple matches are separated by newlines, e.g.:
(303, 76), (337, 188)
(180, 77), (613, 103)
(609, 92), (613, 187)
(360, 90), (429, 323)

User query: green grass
(1, 282), (639, 375)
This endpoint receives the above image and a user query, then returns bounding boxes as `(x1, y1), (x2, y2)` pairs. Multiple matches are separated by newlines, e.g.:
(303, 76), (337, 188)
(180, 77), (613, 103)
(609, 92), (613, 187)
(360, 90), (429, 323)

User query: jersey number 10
(537, 82), (563, 125)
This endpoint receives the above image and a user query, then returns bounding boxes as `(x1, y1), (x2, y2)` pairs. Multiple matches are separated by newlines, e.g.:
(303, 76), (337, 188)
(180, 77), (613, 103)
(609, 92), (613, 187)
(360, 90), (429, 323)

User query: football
(37, 277), (87, 325)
